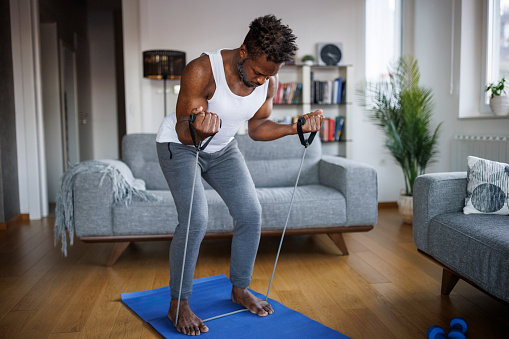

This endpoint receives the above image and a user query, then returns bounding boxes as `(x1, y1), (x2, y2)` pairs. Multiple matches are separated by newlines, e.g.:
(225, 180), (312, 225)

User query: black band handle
(297, 117), (317, 148)
(188, 114), (200, 150)
(188, 113), (221, 151)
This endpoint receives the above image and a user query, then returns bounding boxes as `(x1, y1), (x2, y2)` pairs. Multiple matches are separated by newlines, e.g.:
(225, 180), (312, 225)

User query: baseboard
(378, 202), (397, 209)
(0, 214), (30, 230)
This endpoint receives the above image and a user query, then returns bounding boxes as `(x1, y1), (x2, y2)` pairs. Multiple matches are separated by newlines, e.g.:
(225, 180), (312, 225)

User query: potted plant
(357, 55), (443, 224)
(301, 54), (315, 66)
(485, 77), (509, 116)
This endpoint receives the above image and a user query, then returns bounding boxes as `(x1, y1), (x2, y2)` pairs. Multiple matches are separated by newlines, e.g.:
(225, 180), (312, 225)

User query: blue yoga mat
(121, 274), (350, 338)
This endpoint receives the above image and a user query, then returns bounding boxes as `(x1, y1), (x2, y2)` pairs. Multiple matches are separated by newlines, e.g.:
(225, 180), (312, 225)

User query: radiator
(452, 135), (509, 171)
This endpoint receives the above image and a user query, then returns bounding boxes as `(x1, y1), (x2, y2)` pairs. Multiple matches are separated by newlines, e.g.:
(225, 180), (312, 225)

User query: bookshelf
(272, 64), (353, 157)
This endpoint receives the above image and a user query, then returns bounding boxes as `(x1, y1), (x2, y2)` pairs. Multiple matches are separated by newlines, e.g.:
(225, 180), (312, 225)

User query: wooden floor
(0, 208), (508, 338)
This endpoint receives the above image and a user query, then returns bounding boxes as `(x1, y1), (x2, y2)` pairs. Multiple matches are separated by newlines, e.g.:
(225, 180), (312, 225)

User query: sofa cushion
(464, 156), (509, 215)
(112, 190), (233, 235)
(112, 184), (346, 235)
(257, 185), (346, 229)
(428, 212), (509, 301)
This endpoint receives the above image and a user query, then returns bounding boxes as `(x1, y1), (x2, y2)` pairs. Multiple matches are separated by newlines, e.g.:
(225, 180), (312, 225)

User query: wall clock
(317, 43), (343, 66)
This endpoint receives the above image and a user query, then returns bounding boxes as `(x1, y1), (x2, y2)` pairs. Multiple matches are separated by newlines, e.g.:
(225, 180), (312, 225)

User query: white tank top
(156, 49), (269, 153)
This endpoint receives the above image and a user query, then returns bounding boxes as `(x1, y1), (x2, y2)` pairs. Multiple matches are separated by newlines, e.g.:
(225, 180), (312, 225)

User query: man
(156, 14), (323, 335)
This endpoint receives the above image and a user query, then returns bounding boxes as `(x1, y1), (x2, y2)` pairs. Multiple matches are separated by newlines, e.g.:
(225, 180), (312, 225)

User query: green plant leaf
(486, 76), (507, 98)
(356, 55), (443, 196)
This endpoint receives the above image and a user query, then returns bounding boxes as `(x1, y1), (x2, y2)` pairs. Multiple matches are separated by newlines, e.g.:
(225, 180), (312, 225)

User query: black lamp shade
(143, 50), (186, 79)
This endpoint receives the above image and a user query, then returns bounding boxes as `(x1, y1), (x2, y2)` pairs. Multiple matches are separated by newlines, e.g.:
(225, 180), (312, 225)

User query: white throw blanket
(54, 160), (159, 256)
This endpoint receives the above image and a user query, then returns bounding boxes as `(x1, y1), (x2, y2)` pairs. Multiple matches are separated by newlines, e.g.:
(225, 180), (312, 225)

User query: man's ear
(239, 44), (248, 59)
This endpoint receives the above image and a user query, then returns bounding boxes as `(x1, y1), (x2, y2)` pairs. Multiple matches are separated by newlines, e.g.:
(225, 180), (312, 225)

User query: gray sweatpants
(156, 140), (262, 300)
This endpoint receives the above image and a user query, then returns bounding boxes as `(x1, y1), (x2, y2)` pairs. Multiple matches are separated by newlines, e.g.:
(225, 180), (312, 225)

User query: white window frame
(365, 0), (403, 81)
(482, 0), (502, 113)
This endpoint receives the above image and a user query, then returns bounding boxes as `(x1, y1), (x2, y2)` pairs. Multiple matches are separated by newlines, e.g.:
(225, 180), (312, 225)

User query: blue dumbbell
(427, 325), (447, 339)
(426, 317), (468, 339)
(449, 317), (467, 334)
(446, 329), (466, 339)
(427, 325), (466, 339)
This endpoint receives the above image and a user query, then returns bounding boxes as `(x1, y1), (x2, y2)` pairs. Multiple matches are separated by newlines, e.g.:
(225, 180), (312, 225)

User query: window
(365, 0), (402, 81)
(483, 0), (509, 105)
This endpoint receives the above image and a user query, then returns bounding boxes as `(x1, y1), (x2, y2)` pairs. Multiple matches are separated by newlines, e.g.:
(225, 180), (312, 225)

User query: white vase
(397, 192), (413, 224)
(489, 96), (509, 116)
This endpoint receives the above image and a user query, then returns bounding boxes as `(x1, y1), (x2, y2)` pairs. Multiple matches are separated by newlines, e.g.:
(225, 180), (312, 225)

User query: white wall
(412, 0), (509, 176)
(88, 9), (119, 160)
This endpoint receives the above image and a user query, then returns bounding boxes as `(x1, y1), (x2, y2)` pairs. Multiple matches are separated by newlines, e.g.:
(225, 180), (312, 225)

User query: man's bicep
(176, 89), (208, 121)
(175, 59), (211, 121)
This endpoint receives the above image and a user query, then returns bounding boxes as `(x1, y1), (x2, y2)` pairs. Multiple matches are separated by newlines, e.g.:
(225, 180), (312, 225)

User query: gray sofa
(73, 133), (378, 266)
(413, 172), (509, 303)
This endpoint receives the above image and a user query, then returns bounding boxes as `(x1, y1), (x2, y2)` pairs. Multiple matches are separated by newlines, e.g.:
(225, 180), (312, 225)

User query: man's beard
(237, 59), (259, 88)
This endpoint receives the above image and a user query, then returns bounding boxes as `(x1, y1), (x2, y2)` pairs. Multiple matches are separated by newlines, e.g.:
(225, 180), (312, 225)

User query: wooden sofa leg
(441, 268), (460, 295)
(327, 233), (349, 255)
(106, 242), (131, 267)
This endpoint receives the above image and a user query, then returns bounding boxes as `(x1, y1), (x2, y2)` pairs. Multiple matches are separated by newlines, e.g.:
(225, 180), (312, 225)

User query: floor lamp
(143, 50), (186, 117)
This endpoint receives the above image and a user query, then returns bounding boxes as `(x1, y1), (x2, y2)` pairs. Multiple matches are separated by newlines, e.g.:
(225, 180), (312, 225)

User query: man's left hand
(300, 109), (324, 133)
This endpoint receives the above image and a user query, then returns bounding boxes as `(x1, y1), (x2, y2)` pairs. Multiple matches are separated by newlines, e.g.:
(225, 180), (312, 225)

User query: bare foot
(168, 299), (209, 336)
(231, 286), (274, 316)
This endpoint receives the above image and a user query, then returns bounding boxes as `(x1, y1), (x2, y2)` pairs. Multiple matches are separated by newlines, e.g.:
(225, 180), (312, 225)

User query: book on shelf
(335, 115), (344, 141)
(319, 116), (345, 142)
(341, 79), (346, 103)
(333, 78), (342, 104)
(310, 71), (315, 105)
(311, 77), (343, 104)
(320, 118), (334, 142)
(329, 117), (335, 141)
(273, 82), (302, 104)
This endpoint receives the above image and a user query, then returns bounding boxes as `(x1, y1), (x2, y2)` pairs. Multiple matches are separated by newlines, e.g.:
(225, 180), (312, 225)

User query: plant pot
(489, 96), (509, 116)
(397, 192), (413, 224)
(303, 60), (314, 66)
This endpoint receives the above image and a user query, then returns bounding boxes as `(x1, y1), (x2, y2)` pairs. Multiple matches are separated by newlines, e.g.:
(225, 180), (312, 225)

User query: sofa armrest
(413, 172), (467, 252)
(73, 172), (114, 237)
(319, 155), (378, 226)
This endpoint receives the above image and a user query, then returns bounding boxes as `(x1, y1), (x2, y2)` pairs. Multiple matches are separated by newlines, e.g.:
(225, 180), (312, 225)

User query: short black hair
(243, 14), (298, 64)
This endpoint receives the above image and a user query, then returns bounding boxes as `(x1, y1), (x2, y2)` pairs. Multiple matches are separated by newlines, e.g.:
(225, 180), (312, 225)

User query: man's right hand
(189, 106), (221, 140)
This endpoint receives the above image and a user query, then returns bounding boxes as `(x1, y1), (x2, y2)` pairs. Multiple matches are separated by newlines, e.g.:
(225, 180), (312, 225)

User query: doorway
(39, 0), (125, 208)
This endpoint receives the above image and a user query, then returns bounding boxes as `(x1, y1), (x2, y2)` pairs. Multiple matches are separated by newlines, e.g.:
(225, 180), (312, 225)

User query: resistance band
(174, 114), (218, 327)
(265, 117), (316, 301)
(175, 116), (316, 327)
